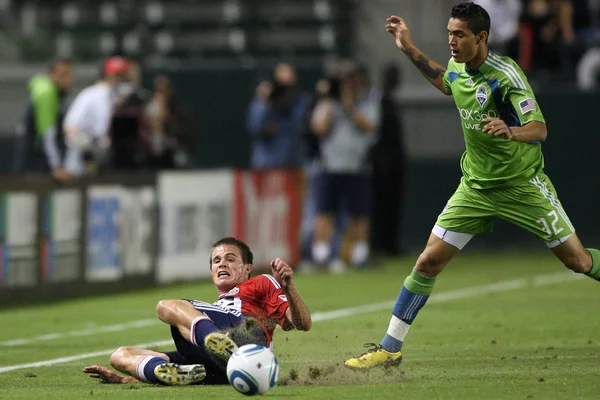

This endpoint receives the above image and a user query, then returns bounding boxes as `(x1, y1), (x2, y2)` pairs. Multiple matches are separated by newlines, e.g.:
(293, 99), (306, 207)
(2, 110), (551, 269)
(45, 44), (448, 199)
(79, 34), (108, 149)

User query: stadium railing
(0, 169), (303, 307)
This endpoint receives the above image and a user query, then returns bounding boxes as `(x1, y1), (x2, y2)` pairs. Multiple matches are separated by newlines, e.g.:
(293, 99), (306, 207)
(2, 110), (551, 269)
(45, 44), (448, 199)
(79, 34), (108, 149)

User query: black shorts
(162, 300), (267, 385)
(315, 172), (371, 217)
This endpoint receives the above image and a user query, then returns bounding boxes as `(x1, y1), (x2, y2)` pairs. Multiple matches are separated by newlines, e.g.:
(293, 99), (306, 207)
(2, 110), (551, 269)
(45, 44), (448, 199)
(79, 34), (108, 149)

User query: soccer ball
(226, 344), (279, 396)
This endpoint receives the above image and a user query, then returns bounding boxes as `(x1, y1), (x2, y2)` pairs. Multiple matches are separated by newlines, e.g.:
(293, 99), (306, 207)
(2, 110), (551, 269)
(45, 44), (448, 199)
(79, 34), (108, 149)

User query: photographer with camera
(310, 62), (381, 272)
(246, 63), (311, 169)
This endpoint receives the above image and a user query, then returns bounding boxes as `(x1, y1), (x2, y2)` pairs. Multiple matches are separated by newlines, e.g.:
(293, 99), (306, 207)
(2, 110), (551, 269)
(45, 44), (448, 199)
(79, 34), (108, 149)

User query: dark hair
(450, 2), (491, 41)
(48, 57), (72, 72)
(209, 237), (253, 267)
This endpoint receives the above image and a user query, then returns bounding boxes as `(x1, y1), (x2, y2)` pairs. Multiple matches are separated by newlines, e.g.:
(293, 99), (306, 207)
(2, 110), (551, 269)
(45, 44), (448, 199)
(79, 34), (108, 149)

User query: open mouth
(451, 49), (459, 57)
(218, 271), (231, 278)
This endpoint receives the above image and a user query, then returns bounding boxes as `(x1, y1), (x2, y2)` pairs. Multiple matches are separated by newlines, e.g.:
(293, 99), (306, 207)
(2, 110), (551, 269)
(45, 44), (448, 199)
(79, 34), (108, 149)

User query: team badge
(476, 85), (487, 108)
(465, 78), (475, 87)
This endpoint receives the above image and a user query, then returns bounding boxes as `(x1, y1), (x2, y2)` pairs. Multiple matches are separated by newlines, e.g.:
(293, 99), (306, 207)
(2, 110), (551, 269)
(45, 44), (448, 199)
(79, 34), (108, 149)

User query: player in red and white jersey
(211, 273), (293, 346)
(83, 237), (311, 386)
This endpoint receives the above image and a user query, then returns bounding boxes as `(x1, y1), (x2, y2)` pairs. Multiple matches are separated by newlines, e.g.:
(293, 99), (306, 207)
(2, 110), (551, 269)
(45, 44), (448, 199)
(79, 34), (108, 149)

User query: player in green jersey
(345, 2), (600, 370)
(15, 58), (74, 181)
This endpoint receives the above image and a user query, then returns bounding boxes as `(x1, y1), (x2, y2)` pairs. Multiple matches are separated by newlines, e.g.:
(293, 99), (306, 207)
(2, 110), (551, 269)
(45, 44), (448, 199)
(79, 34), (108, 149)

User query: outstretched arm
(271, 258), (312, 331)
(386, 15), (450, 95)
(83, 365), (141, 384)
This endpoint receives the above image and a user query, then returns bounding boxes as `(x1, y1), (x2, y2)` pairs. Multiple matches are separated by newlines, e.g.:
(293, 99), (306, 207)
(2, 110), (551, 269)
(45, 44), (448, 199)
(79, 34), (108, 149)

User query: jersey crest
(476, 85), (487, 108)
(224, 287), (240, 296)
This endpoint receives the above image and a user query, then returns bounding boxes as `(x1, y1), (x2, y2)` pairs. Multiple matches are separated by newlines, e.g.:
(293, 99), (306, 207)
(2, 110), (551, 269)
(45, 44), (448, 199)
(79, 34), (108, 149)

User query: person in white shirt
(63, 56), (130, 176)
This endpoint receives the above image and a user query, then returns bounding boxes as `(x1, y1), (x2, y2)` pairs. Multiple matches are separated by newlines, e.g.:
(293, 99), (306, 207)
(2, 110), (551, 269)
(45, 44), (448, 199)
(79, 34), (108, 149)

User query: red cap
(103, 56), (129, 76)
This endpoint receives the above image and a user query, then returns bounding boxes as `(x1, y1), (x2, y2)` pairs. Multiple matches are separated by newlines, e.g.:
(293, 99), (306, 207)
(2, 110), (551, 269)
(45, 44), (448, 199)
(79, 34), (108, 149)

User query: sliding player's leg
(345, 180), (494, 370)
(158, 299), (263, 366)
(156, 299), (222, 349)
(83, 347), (205, 386)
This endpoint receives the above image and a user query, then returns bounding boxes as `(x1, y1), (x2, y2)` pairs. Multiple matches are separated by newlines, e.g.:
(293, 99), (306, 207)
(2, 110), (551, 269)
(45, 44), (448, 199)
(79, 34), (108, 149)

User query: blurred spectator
(475, 0), (522, 58)
(370, 63), (405, 257)
(520, 0), (557, 71)
(110, 60), (152, 171)
(62, 56), (129, 176)
(577, 46), (600, 91)
(310, 63), (380, 272)
(146, 74), (193, 169)
(521, 0), (595, 74)
(246, 63), (311, 169)
(14, 58), (74, 181)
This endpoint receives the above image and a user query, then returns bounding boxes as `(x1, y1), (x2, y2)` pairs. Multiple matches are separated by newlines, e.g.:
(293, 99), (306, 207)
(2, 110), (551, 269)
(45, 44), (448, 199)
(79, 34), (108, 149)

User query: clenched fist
(270, 258), (294, 289)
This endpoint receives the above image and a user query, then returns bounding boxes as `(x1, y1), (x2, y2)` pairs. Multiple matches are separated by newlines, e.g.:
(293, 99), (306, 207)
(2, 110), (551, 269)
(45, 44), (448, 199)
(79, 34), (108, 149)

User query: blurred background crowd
(1, 0), (600, 272)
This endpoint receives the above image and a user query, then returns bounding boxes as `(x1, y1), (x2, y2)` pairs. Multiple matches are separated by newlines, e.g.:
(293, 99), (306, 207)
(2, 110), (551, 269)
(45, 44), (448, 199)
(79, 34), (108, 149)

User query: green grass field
(1, 250), (599, 399)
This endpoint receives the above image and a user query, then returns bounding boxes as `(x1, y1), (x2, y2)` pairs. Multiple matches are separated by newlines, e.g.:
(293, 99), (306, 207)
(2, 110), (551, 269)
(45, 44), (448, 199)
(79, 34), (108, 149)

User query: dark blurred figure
(14, 58), (74, 182)
(520, 0), (558, 71)
(246, 63), (310, 169)
(520, 0), (594, 74)
(146, 74), (193, 169)
(370, 63), (405, 257)
(110, 60), (152, 171)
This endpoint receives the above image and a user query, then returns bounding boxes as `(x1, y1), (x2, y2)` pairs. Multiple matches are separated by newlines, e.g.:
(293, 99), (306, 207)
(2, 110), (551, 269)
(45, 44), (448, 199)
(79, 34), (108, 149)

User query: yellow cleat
(204, 332), (239, 363)
(154, 363), (206, 385)
(344, 343), (402, 370)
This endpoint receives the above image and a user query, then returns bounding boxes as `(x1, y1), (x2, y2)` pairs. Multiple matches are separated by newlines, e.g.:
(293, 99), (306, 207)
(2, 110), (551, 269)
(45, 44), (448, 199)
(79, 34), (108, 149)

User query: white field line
(0, 319), (159, 347)
(0, 271), (584, 374)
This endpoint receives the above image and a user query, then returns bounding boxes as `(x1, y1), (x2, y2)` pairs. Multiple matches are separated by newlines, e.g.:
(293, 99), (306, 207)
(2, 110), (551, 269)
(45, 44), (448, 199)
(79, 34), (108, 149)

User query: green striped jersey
(442, 52), (546, 189)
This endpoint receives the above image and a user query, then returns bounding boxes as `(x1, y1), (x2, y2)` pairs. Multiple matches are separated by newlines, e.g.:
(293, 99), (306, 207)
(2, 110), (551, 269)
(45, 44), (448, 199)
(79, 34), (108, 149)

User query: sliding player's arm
(270, 258), (312, 331)
(386, 16), (450, 95)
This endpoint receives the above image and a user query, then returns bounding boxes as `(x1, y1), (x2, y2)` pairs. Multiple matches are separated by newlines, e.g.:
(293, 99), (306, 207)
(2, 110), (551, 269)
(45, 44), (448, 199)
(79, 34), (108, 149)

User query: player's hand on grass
(386, 16), (413, 52)
(270, 258), (293, 289)
(83, 365), (139, 384)
(482, 117), (513, 140)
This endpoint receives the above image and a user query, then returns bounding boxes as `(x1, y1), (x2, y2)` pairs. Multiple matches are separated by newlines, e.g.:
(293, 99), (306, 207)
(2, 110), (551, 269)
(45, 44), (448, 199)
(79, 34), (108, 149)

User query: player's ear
(478, 31), (488, 45)
(245, 263), (253, 278)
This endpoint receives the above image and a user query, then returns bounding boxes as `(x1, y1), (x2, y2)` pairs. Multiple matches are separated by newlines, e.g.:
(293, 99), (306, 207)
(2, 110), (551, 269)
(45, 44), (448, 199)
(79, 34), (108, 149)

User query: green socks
(585, 248), (600, 281)
(403, 269), (437, 296)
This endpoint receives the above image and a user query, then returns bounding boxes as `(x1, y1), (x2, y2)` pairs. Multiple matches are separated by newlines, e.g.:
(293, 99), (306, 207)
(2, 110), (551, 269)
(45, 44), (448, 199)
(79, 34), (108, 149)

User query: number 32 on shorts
(536, 210), (563, 239)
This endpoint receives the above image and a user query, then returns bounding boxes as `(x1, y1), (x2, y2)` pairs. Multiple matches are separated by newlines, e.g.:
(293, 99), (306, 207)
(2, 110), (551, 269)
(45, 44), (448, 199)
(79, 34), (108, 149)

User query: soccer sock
(380, 270), (437, 353)
(351, 241), (369, 266)
(190, 317), (219, 347)
(312, 241), (331, 264)
(585, 248), (600, 281)
(136, 356), (166, 383)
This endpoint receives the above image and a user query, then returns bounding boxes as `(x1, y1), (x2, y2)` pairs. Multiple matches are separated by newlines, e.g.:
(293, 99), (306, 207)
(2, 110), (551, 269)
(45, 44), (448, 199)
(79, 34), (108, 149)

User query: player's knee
(562, 253), (591, 274)
(415, 251), (445, 277)
(156, 299), (174, 322)
(109, 347), (130, 369)
(156, 299), (192, 324)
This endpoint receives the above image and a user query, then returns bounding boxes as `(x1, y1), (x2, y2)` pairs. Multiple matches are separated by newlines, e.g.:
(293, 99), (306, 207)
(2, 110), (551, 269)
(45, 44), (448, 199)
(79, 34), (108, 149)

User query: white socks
(351, 241), (369, 266)
(313, 241), (370, 265)
(312, 241), (331, 263)
(386, 315), (410, 342)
